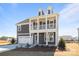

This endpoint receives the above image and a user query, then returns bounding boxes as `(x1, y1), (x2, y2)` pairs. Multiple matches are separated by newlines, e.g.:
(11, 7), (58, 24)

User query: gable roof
(17, 19), (29, 24)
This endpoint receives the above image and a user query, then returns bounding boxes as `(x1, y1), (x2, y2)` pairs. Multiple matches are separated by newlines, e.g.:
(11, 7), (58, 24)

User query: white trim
(55, 15), (58, 46)
(17, 33), (29, 35)
(17, 13), (58, 46)
(37, 33), (39, 44)
(17, 23), (29, 26)
(17, 25), (21, 31)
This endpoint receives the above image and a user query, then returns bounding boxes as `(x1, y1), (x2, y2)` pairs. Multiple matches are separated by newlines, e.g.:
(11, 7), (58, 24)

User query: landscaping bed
(0, 46), (56, 56)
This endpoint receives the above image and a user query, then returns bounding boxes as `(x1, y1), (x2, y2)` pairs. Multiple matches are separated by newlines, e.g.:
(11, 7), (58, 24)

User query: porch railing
(33, 25), (37, 30)
(39, 24), (46, 29)
(32, 24), (55, 30)
(47, 24), (54, 29)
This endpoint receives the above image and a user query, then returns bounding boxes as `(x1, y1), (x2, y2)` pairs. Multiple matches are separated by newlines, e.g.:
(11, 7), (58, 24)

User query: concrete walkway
(0, 44), (17, 53)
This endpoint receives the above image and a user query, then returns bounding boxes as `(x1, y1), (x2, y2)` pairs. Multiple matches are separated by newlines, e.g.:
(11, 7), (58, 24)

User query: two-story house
(16, 6), (59, 47)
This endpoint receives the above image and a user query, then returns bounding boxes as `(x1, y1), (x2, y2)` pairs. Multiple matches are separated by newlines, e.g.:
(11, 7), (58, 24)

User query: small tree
(58, 38), (66, 50)
(11, 38), (15, 44)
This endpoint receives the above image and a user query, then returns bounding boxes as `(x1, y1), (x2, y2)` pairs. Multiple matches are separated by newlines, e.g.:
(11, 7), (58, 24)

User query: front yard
(54, 43), (79, 56)
(0, 46), (56, 56)
(0, 43), (79, 56)
(0, 40), (10, 45)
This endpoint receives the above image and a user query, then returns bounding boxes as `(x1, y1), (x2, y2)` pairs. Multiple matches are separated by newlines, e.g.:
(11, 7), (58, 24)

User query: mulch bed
(14, 46), (57, 52)
(0, 46), (56, 56)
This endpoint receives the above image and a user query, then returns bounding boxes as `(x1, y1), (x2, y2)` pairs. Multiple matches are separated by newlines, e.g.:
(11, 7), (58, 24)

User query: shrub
(58, 38), (66, 50)
(26, 43), (30, 48)
(11, 38), (15, 44)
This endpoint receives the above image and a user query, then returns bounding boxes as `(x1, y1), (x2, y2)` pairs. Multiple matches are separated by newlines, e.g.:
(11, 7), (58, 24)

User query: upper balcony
(32, 23), (56, 30)
(39, 24), (46, 29)
(30, 16), (56, 30)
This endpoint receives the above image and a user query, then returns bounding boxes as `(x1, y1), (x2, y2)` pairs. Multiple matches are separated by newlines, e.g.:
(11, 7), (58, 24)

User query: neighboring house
(60, 35), (73, 41)
(60, 35), (75, 43)
(7, 37), (16, 42)
(16, 6), (59, 47)
(72, 37), (78, 43)
(7, 37), (13, 42)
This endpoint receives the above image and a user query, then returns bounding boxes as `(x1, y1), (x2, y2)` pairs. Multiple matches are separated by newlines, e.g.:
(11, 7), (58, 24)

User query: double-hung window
(18, 26), (21, 31)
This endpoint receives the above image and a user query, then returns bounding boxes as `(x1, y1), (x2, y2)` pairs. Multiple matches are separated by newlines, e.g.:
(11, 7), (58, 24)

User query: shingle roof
(17, 19), (29, 24)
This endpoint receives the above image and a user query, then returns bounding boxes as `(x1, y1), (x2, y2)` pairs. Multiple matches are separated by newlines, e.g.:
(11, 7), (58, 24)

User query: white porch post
(55, 15), (58, 46)
(46, 32), (48, 45)
(37, 33), (39, 45)
(46, 15), (48, 45)
(37, 18), (39, 45)
(29, 19), (32, 44)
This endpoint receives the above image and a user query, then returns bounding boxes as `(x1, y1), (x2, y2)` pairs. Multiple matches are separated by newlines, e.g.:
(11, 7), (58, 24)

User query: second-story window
(47, 20), (49, 24)
(50, 21), (53, 29)
(47, 20), (49, 29)
(40, 21), (42, 25)
(50, 21), (53, 24)
(33, 22), (37, 30)
(18, 26), (21, 31)
(43, 22), (45, 29)
(54, 20), (56, 28)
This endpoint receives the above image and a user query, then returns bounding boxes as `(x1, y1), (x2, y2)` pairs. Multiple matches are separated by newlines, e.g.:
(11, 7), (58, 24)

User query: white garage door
(18, 36), (32, 44)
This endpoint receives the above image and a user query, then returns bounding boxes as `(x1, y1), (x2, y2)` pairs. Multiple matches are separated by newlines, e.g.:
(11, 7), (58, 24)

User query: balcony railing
(39, 24), (46, 29)
(47, 24), (54, 29)
(32, 24), (55, 30)
(33, 25), (37, 30)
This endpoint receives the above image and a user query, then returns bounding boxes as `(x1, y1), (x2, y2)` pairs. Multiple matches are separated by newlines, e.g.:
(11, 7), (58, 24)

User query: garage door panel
(18, 36), (32, 44)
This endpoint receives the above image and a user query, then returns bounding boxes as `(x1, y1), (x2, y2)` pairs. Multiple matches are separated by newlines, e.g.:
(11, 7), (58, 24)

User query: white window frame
(18, 25), (21, 31)
(49, 33), (54, 42)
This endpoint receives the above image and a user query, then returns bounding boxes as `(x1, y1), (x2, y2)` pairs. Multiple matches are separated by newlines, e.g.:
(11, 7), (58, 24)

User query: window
(50, 21), (53, 24)
(33, 22), (37, 30)
(40, 22), (42, 25)
(33, 22), (35, 25)
(49, 33), (54, 42)
(47, 20), (49, 24)
(54, 20), (56, 28)
(18, 26), (21, 31)
(44, 33), (46, 42)
(54, 20), (56, 23)
(38, 12), (41, 16)
(43, 22), (45, 25)
(42, 11), (44, 15)
(48, 10), (50, 14)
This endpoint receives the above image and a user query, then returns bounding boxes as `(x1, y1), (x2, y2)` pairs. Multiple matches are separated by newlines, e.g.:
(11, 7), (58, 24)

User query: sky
(0, 3), (79, 37)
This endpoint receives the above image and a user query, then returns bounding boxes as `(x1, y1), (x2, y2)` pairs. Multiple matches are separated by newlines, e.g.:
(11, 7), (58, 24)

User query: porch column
(55, 15), (58, 46)
(46, 15), (48, 45)
(37, 33), (39, 45)
(29, 19), (32, 44)
(37, 18), (39, 45)
(46, 32), (48, 45)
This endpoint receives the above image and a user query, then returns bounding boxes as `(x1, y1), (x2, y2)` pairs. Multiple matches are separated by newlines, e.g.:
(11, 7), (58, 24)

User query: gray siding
(17, 24), (29, 36)
(17, 24), (29, 33)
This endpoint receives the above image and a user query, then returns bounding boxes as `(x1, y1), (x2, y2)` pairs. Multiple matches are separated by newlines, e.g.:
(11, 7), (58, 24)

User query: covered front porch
(31, 32), (56, 46)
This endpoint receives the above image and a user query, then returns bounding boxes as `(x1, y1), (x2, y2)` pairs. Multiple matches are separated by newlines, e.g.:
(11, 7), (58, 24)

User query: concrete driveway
(0, 44), (17, 53)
